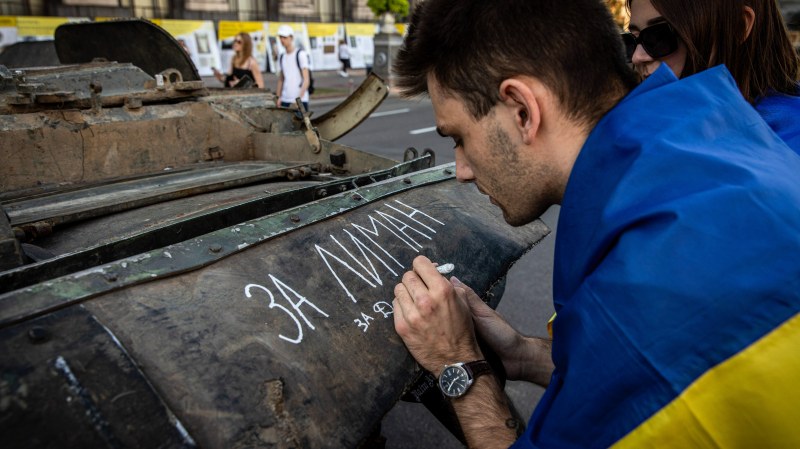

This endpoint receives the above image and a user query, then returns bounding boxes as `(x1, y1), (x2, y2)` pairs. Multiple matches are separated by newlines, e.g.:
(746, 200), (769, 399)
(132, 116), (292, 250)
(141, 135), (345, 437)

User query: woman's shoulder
(755, 89), (800, 117)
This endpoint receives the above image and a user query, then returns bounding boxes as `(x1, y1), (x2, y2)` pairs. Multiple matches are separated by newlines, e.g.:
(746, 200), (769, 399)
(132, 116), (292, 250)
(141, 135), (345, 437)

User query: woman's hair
(627, 0), (799, 102)
(394, 0), (638, 127)
(234, 32), (254, 67)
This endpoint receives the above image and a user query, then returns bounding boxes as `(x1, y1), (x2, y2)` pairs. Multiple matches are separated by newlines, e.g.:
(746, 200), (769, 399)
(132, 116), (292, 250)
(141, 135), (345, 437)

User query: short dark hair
(626, 0), (799, 102)
(394, 0), (638, 125)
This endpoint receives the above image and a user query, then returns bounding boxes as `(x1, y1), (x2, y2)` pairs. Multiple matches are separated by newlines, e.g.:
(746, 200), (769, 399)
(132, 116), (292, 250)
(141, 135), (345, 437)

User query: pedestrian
(625, 0), (800, 153)
(391, 1), (800, 448)
(338, 39), (351, 78)
(275, 25), (311, 112)
(212, 32), (265, 89)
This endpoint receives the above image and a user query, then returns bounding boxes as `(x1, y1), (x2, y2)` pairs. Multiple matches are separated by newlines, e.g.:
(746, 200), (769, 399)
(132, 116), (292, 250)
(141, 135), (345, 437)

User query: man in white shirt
(338, 39), (351, 77)
(276, 25), (310, 112)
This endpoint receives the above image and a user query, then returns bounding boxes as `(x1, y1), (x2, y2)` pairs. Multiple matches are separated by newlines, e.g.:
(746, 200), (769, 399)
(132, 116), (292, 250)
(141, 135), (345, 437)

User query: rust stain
(263, 379), (301, 449)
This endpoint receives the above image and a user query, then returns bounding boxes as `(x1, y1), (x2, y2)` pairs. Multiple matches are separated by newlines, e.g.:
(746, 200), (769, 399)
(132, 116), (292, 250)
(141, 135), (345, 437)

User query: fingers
(452, 276), (498, 320)
(406, 256), (454, 306)
(392, 255), (455, 335)
(392, 282), (412, 319)
(392, 257), (488, 370)
(393, 280), (422, 339)
(412, 255), (440, 284)
(392, 295), (409, 336)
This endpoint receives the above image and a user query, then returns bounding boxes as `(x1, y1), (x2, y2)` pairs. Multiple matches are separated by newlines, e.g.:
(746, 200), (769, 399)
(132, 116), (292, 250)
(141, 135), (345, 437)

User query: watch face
(439, 364), (470, 398)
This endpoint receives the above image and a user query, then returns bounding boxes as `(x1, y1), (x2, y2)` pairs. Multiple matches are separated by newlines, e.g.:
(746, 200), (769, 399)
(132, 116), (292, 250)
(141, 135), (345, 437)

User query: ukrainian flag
(513, 66), (800, 448)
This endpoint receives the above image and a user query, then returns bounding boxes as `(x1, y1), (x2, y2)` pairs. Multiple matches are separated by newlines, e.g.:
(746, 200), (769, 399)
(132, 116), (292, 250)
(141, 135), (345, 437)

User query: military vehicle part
(55, 19), (200, 82)
(311, 73), (391, 141)
(0, 18), (551, 448)
(1, 163), (550, 448)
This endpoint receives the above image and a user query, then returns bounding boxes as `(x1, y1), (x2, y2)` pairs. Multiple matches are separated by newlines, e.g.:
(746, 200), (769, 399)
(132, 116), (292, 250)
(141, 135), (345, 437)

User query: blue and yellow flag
(754, 90), (800, 157)
(514, 65), (800, 448)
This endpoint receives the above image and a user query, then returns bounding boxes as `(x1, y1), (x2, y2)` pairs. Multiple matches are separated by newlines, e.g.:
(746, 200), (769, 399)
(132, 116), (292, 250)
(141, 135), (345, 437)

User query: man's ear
(742, 5), (755, 42)
(498, 78), (541, 146)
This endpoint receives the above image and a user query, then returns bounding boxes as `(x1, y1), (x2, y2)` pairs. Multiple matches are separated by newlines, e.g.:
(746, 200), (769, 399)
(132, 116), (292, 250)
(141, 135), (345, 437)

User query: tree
(367, 0), (409, 19)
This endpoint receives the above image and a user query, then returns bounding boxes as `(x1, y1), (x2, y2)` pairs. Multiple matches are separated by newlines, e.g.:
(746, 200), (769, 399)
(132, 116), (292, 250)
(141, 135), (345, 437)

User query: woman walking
(213, 32), (265, 88)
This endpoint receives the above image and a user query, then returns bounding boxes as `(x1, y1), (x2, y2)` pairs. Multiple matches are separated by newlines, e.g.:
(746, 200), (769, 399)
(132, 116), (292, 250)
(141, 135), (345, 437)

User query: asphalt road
(314, 96), (559, 448)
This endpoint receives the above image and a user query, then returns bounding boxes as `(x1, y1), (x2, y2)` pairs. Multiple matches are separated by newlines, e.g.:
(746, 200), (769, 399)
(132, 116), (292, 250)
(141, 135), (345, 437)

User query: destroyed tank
(0, 19), (549, 448)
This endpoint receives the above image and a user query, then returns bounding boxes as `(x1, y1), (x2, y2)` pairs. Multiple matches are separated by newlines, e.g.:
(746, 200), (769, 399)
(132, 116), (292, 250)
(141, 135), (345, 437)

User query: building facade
(0, 0), (417, 22)
(1, 0), (797, 27)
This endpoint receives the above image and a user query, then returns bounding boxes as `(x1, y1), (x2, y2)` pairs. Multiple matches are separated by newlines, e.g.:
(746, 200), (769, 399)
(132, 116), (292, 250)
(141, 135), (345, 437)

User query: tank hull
(0, 167), (549, 448)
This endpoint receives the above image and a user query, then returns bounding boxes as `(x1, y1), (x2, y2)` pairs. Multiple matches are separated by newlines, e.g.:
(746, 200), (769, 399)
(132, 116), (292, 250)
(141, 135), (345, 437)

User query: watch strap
(464, 360), (492, 379)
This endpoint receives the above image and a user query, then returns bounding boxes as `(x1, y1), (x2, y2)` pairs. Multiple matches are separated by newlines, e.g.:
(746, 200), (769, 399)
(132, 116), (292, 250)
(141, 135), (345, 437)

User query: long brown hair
(627, 0), (799, 102)
(233, 32), (254, 67)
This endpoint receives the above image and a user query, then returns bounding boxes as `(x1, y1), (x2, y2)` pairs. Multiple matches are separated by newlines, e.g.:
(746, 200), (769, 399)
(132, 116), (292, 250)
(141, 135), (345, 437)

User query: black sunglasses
(621, 22), (679, 62)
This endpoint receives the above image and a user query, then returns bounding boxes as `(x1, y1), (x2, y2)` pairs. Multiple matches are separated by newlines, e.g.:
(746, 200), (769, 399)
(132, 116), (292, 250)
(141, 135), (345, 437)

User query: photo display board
(150, 19), (221, 77)
(344, 22), (377, 70)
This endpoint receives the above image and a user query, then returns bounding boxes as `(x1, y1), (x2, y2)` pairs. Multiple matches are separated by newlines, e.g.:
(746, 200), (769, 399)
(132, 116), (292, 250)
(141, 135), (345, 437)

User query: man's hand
(393, 256), (483, 373)
(451, 277), (524, 378)
(453, 277), (554, 387)
(393, 256), (518, 448)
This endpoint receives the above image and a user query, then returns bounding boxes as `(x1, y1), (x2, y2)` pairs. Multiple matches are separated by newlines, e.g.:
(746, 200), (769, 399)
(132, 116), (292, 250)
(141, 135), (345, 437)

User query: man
(275, 24), (310, 112)
(391, 1), (800, 448)
(338, 39), (351, 78)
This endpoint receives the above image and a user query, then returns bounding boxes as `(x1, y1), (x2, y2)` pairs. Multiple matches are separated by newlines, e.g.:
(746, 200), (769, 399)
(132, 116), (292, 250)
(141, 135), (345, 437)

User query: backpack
(280, 50), (315, 95)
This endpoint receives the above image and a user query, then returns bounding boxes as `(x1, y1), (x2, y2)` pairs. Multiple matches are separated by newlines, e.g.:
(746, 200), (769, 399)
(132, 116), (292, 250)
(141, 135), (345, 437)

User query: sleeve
(299, 50), (310, 70)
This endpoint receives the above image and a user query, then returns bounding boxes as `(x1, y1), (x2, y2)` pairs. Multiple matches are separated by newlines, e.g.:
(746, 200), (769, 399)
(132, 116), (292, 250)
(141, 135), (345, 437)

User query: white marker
(436, 263), (455, 274)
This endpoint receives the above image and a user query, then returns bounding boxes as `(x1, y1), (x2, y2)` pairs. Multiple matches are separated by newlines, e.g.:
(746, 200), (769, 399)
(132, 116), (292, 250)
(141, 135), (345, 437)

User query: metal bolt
(316, 188), (327, 197)
(209, 244), (222, 253)
(28, 327), (51, 344)
(444, 169), (453, 175)
(104, 271), (118, 282)
(403, 178), (412, 184)
(290, 215), (301, 223)
(125, 97), (142, 109)
(352, 194), (362, 201)
(286, 169), (300, 180)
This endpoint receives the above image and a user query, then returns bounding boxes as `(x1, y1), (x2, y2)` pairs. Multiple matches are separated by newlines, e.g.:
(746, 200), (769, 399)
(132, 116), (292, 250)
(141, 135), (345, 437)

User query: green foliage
(367, 0), (409, 18)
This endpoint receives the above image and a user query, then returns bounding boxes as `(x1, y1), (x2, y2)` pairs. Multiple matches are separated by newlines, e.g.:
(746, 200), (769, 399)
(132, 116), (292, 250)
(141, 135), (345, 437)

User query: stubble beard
(487, 122), (553, 227)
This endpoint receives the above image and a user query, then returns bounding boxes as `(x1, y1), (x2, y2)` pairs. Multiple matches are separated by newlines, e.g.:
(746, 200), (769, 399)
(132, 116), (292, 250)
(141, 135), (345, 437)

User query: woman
(625, 0), (800, 153)
(213, 32), (265, 89)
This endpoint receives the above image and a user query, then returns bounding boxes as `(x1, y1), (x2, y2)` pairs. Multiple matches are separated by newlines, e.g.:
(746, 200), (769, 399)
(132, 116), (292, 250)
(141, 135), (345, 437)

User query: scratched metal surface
(0, 306), (195, 449)
(0, 178), (549, 448)
(4, 162), (308, 226)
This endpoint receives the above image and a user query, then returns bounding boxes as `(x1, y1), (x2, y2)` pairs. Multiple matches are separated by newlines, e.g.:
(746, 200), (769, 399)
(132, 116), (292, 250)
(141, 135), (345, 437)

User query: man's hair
(394, 0), (638, 125)
(626, 0), (799, 102)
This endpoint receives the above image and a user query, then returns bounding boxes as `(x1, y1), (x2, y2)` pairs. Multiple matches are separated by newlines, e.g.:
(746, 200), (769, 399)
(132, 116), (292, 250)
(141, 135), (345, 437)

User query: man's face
(428, 75), (555, 226)
(279, 35), (293, 48)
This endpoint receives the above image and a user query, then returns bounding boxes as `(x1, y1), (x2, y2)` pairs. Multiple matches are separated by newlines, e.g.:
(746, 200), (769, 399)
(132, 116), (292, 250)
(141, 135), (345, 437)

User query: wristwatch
(438, 360), (492, 398)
